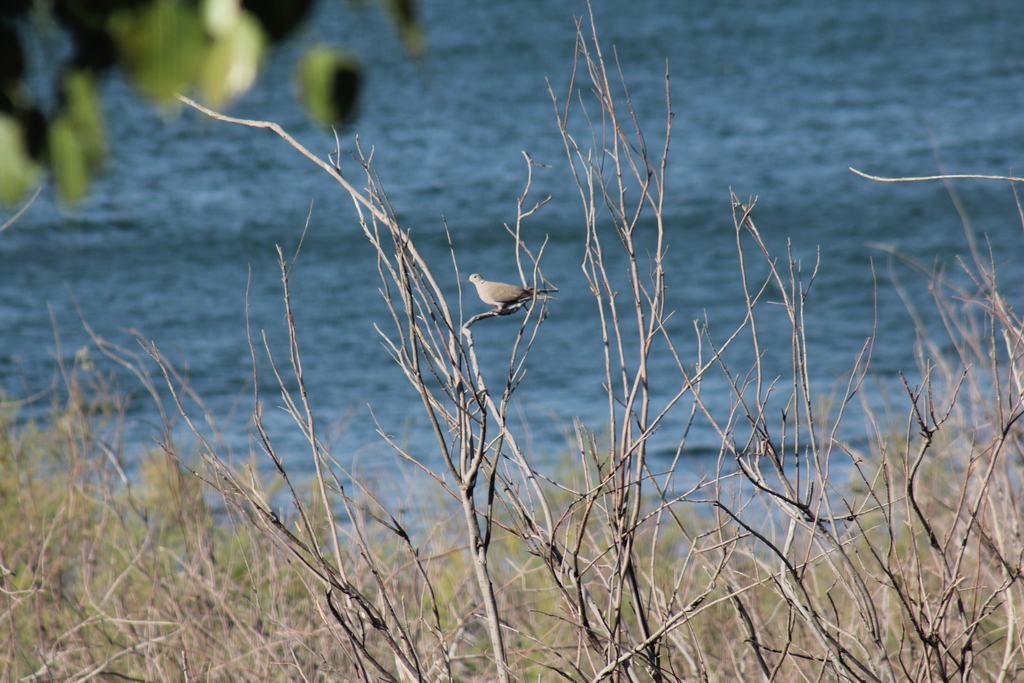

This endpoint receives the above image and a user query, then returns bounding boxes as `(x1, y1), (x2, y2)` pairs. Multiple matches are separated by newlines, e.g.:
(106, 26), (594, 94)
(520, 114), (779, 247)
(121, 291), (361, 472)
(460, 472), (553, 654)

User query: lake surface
(3, 0), (1024, 482)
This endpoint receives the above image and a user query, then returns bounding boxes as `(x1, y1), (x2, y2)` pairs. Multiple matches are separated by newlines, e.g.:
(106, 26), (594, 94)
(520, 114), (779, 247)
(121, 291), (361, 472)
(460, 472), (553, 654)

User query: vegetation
(0, 0), (421, 204)
(3, 16), (1024, 683)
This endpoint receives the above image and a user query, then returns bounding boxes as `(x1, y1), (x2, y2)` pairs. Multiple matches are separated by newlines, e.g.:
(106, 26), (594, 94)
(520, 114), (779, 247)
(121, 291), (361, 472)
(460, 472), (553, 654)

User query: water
(3, 0), (1024, 480)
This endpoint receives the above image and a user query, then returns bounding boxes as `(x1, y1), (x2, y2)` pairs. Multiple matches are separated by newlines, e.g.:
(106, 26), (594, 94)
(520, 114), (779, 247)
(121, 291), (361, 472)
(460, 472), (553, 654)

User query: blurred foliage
(0, 0), (422, 205)
(297, 44), (360, 125)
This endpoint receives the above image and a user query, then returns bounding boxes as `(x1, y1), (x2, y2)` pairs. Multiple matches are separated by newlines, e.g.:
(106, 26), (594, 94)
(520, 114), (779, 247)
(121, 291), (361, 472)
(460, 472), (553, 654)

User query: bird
(468, 273), (537, 312)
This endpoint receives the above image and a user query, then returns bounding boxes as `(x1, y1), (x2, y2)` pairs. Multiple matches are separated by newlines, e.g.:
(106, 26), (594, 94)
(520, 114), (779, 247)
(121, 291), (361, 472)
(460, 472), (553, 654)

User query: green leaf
(202, 0), (242, 38)
(296, 46), (361, 126)
(61, 70), (107, 171)
(0, 114), (40, 205)
(199, 10), (267, 108)
(382, 0), (424, 58)
(107, 0), (207, 105)
(49, 116), (90, 204)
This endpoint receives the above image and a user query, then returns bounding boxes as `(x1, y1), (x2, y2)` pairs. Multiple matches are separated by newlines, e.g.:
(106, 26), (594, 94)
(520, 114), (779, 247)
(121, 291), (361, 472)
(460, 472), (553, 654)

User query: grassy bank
(3, 295), (1022, 682)
(0, 355), (340, 680)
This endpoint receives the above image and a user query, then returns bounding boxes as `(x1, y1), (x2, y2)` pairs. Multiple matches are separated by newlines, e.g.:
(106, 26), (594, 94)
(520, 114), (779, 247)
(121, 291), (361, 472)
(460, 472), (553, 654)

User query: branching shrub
(4, 11), (1022, 683)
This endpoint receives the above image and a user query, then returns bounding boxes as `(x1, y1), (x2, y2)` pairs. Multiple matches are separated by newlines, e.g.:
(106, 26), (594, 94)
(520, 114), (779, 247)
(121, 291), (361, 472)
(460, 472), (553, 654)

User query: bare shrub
(159, 11), (1024, 681)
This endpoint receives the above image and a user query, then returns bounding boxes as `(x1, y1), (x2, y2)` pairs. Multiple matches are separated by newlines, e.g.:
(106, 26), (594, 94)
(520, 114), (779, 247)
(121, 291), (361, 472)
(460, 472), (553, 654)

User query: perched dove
(468, 273), (536, 311)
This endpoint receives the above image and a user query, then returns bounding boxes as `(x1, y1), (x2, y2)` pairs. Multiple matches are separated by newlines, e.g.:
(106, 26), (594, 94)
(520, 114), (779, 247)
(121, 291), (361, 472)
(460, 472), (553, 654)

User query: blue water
(3, 0), (1024, 478)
